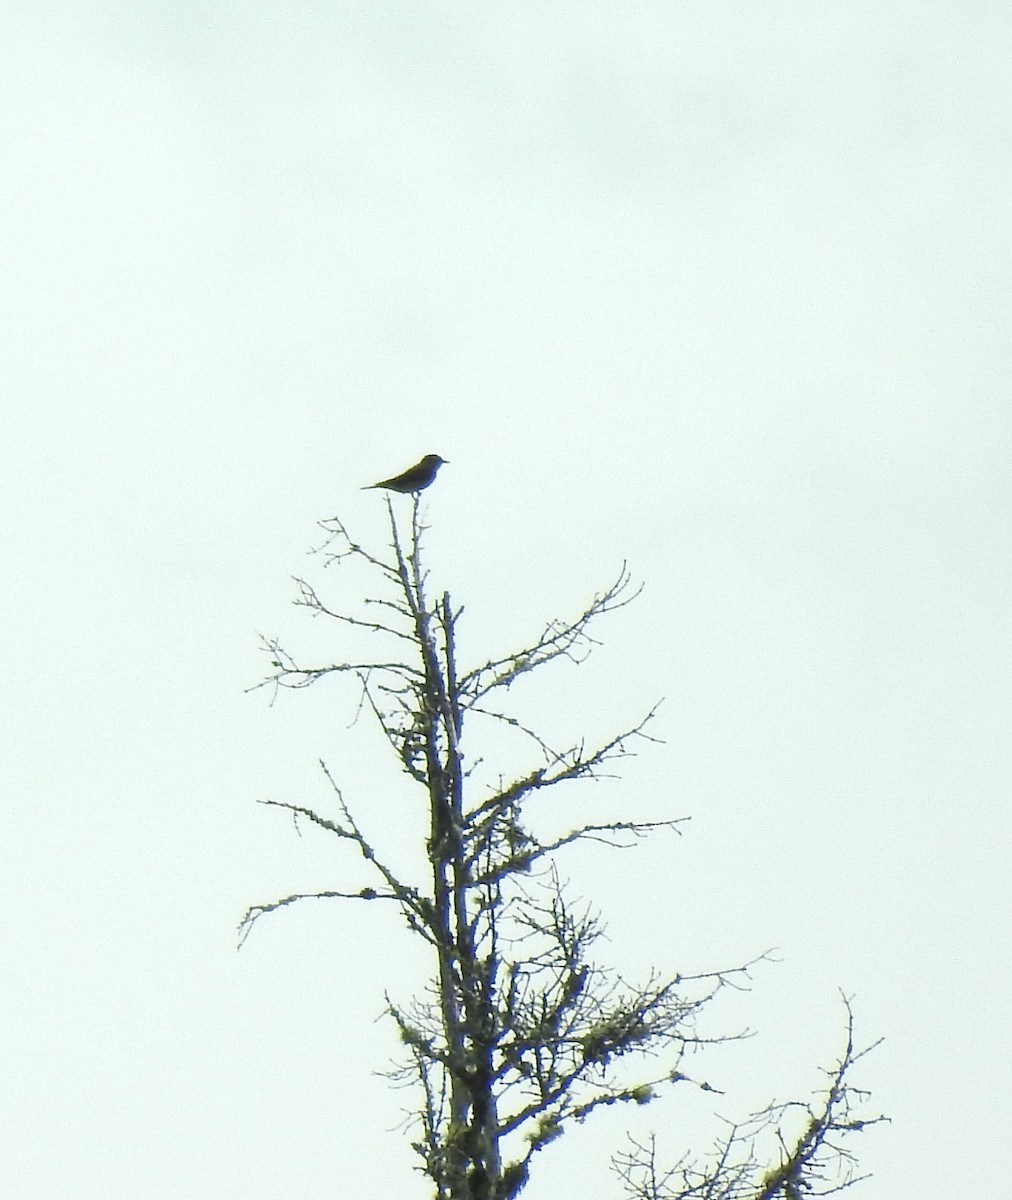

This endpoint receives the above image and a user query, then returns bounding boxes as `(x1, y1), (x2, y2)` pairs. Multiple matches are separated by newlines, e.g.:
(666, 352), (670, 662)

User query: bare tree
(243, 499), (885, 1199)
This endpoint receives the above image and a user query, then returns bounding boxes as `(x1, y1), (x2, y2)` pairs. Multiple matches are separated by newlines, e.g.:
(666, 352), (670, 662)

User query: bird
(364, 454), (448, 494)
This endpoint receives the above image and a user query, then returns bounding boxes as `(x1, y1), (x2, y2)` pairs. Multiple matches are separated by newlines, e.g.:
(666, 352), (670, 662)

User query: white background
(3, 5), (1010, 1197)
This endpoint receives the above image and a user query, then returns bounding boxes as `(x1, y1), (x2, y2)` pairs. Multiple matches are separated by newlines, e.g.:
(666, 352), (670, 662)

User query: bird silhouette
(364, 454), (448, 494)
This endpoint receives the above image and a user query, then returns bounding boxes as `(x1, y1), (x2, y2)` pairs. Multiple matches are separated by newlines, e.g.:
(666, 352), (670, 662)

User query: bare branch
(238, 886), (394, 948)
(752, 996), (888, 1200)
(238, 768), (442, 951)
(312, 515), (402, 583)
(612, 994), (887, 1200)
(468, 818), (688, 888)
(459, 565), (642, 702)
(246, 631), (420, 698)
(470, 705), (663, 825)
(291, 575), (417, 644)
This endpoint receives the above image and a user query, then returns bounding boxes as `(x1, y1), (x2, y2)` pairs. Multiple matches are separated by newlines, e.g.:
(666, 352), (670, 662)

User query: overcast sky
(3, 5), (1010, 1198)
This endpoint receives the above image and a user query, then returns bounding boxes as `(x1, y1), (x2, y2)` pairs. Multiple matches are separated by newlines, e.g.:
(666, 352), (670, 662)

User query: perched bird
(364, 454), (448, 494)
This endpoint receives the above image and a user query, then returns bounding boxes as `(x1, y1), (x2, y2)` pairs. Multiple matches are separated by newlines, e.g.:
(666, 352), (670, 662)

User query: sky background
(3, 4), (1010, 1197)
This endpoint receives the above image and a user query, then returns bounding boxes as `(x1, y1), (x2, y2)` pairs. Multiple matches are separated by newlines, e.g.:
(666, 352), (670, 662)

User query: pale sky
(3, 5), (1011, 1198)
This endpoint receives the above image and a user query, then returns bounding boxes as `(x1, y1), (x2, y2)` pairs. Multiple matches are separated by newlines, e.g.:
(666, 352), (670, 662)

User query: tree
(243, 499), (885, 1199)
